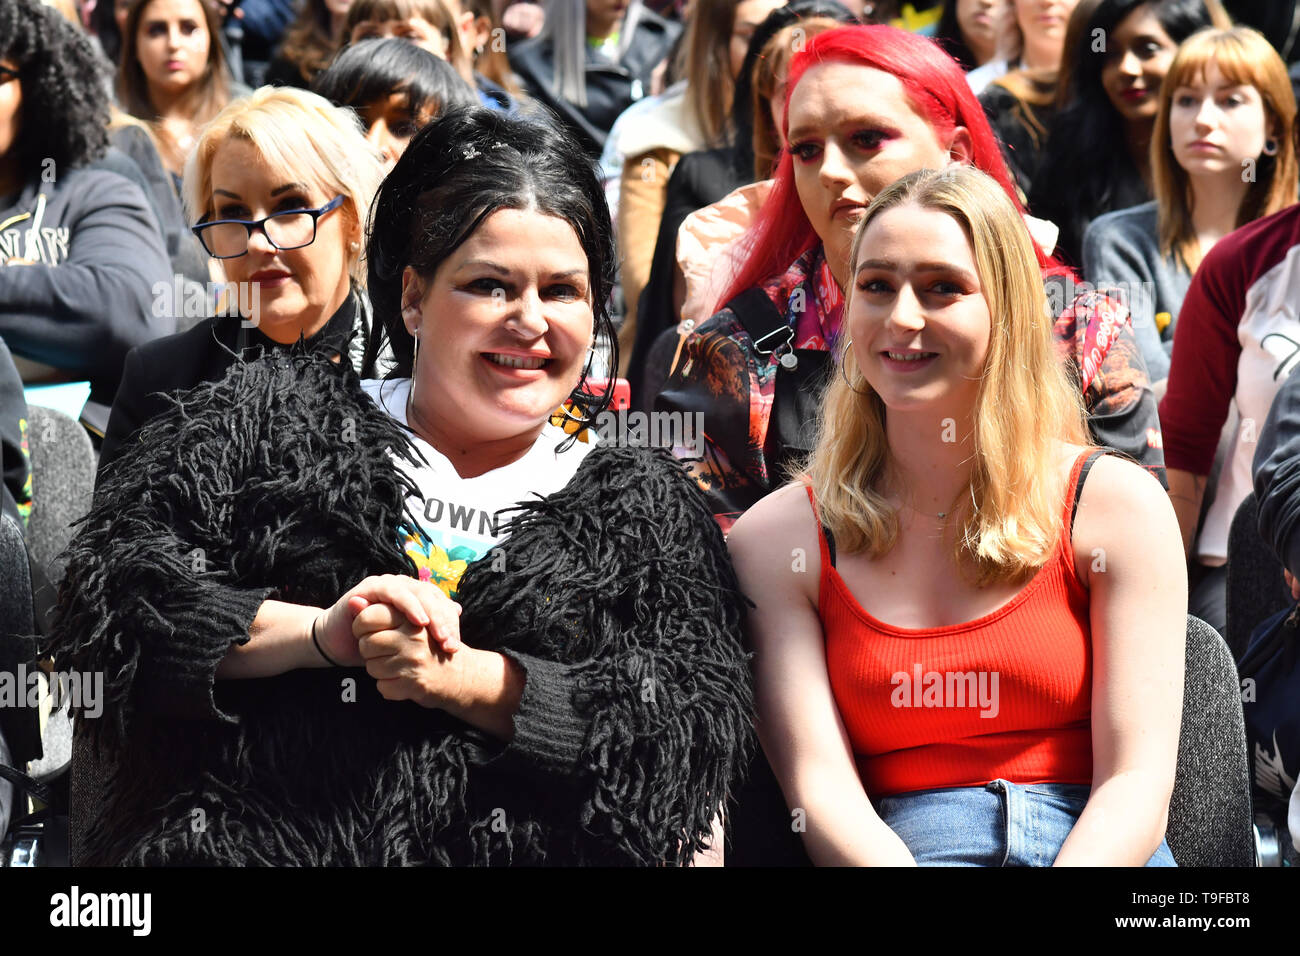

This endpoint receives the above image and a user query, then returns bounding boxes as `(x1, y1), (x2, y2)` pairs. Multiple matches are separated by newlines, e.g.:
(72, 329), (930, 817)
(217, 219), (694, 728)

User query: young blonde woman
(728, 165), (1186, 866)
(1084, 27), (1297, 383)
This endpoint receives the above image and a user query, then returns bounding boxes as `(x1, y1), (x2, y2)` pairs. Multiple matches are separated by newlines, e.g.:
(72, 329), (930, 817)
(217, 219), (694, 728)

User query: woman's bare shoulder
(729, 481), (817, 545)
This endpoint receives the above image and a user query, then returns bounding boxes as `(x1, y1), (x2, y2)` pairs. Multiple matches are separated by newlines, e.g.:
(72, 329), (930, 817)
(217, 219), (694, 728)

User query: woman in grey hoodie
(0, 0), (173, 414)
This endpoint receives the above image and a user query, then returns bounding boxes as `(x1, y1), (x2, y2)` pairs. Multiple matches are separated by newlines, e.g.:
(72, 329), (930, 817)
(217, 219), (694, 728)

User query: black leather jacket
(508, 11), (680, 157)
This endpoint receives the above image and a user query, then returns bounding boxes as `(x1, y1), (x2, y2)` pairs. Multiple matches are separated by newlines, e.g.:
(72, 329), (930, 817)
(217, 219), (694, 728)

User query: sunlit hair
(750, 17), (846, 180)
(345, 0), (474, 82)
(279, 0), (346, 87)
(117, 0), (232, 164)
(718, 24), (1052, 312)
(807, 166), (1090, 587)
(676, 0), (750, 147)
(182, 86), (385, 287)
(542, 0), (647, 109)
(1152, 26), (1298, 271)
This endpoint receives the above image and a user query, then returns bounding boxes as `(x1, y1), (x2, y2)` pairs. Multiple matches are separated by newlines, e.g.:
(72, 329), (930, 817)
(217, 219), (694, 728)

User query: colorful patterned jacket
(655, 247), (1167, 532)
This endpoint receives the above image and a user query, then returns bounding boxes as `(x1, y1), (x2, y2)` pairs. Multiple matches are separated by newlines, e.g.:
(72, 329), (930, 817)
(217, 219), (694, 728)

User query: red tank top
(809, 449), (1099, 797)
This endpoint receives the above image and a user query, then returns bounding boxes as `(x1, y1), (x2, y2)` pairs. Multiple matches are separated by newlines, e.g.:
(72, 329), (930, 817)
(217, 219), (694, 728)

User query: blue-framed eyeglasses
(192, 194), (346, 259)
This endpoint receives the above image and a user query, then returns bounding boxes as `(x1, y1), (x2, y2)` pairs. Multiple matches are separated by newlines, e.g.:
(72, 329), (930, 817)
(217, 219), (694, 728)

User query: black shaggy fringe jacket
(44, 347), (754, 866)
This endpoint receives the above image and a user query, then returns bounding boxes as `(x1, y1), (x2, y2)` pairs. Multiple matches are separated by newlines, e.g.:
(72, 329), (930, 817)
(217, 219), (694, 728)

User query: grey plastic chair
(1165, 615), (1255, 867)
(24, 405), (96, 588)
(1226, 493), (1290, 663)
(13, 406), (96, 866)
(0, 515), (36, 839)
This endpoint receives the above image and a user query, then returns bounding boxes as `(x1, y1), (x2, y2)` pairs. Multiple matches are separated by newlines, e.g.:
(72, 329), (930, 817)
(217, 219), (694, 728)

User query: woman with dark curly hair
(0, 0), (173, 409)
(47, 107), (752, 867)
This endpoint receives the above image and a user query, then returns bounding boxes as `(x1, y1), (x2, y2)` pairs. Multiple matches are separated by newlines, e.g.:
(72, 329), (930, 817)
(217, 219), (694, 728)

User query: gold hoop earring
(839, 339), (870, 396)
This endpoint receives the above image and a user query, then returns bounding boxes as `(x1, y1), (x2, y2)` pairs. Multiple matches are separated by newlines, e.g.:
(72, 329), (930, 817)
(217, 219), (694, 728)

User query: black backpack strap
(1070, 449), (1108, 535)
(724, 289), (833, 484)
(726, 287), (794, 358)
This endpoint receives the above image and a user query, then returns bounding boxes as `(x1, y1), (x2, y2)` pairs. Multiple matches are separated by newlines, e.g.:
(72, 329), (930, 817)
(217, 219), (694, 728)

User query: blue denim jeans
(874, 779), (1178, 867)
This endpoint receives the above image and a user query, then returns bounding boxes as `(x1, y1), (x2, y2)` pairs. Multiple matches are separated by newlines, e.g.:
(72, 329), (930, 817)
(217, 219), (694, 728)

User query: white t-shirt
(361, 378), (597, 597)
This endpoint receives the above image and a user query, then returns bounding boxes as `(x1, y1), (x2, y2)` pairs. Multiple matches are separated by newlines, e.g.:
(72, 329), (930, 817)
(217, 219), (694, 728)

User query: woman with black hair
(0, 0), (172, 410)
(934, 0), (1006, 72)
(1029, 0), (1229, 265)
(312, 37), (479, 168)
(47, 106), (752, 867)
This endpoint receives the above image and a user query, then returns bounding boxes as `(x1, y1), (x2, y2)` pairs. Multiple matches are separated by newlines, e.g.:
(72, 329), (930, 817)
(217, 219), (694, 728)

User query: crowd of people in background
(3, 0), (1300, 867)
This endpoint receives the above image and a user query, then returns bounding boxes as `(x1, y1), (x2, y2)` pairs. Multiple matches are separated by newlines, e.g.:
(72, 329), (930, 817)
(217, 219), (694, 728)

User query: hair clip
(462, 145), (481, 160)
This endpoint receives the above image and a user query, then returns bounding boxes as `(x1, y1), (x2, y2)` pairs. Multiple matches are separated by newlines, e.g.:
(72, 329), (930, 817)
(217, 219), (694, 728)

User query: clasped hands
(315, 574), (468, 709)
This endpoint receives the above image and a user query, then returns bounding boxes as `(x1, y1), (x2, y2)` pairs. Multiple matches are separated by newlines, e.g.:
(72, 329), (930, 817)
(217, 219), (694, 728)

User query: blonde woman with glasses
(97, 86), (385, 477)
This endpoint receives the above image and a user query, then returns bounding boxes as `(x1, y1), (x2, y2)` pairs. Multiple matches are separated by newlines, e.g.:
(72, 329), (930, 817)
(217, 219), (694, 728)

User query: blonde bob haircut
(182, 86), (385, 288)
(807, 166), (1090, 587)
(1152, 27), (1298, 272)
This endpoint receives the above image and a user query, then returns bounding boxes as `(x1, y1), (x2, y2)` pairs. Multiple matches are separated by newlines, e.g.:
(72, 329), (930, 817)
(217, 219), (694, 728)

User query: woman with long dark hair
(264, 0), (354, 89)
(0, 0), (172, 409)
(1029, 0), (1230, 264)
(1083, 26), (1296, 381)
(117, 0), (239, 184)
(935, 0), (1008, 73)
(48, 107), (752, 867)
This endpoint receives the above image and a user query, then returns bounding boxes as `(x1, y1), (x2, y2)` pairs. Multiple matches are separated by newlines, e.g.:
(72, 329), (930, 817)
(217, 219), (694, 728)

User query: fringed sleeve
(455, 445), (755, 865)
(42, 350), (426, 748)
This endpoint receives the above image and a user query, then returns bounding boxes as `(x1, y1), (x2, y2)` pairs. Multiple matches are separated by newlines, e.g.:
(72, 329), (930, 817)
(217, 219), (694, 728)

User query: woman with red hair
(653, 24), (1164, 534)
